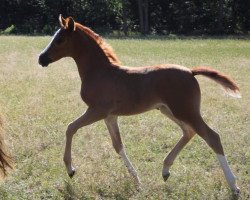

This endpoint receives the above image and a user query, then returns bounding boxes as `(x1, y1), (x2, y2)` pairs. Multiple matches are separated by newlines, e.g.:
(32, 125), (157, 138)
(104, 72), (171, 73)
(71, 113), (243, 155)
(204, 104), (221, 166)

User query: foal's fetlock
(68, 167), (76, 178)
(162, 166), (170, 181)
(65, 164), (76, 178)
(128, 168), (141, 187)
(135, 175), (141, 185)
(136, 183), (142, 192)
(162, 172), (170, 182)
(133, 176), (142, 191)
(63, 158), (76, 178)
(233, 186), (240, 196)
(230, 184), (240, 197)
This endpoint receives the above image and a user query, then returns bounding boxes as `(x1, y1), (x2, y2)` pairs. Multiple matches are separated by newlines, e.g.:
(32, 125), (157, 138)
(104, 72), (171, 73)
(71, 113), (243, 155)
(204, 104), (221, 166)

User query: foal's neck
(72, 31), (111, 81)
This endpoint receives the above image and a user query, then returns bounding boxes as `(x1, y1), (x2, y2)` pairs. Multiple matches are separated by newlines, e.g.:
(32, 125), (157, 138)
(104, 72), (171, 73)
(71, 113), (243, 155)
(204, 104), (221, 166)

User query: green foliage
(0, 25), (15, 35)
(0, 0), (249, 35)
(148, 0), (249, 34)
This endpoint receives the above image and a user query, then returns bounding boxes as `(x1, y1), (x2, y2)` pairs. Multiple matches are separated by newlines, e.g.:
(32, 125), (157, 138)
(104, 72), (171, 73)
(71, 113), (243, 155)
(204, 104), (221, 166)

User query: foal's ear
(67, 17), (76, 32)
(59, 14), (66, 27)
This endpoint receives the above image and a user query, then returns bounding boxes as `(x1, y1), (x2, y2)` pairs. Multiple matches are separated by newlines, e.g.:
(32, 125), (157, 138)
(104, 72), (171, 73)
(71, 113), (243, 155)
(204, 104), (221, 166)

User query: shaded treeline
(0, 0), (249, 35)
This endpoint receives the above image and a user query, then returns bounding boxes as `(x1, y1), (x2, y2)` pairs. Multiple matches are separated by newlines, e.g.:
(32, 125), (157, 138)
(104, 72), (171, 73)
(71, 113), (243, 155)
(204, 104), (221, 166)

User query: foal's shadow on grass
(230, 193), (240, 200)
(58, 181), (79, 200)
(59, 179), (137, 200)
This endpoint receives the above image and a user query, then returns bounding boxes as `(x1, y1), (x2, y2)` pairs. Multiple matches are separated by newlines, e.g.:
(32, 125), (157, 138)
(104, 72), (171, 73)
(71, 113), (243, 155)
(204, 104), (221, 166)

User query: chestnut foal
(38, 15), (240, 194)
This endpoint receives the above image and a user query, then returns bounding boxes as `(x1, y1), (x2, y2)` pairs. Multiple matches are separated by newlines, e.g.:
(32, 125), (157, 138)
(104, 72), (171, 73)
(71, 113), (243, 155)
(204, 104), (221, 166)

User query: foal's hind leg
(160, 105), (195, 181)
(191, 116), (240, 195)
(162, 124), (195, 181)
(104, 115), (141, 188)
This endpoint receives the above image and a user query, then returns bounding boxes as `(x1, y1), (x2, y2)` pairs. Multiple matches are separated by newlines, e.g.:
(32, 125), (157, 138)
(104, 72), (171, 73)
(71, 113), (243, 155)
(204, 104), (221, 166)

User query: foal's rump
(141, 65), (240, 123)
(152, 66), (202, 121)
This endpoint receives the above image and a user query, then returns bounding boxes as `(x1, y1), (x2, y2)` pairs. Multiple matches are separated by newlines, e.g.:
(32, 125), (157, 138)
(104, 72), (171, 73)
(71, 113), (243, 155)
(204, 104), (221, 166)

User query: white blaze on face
(41, 29), (61, 54)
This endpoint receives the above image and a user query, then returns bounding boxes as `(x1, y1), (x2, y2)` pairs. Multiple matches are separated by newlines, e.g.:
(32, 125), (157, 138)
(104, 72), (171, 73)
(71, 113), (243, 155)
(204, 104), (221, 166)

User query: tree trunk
(138, 0), (144, 34)
(122, 0), (128, 36)
(137, 0), (149, 35)
(217, 0), (224, 33)
(144, 0), (149, 34)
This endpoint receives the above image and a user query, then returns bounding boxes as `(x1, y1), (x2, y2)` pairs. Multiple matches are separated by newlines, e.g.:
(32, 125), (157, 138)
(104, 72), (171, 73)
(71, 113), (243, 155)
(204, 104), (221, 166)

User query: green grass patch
(0, 36), (249, 199)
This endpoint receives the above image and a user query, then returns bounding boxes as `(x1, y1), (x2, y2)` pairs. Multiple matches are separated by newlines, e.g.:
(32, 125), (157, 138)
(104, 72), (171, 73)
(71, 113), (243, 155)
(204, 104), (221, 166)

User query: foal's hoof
(134, 178), (142, 192)
(163, 173), (170, 182)
(68, 168), (76, 178)
(233, 187), (240, 197)
(136, 185), (142, 192)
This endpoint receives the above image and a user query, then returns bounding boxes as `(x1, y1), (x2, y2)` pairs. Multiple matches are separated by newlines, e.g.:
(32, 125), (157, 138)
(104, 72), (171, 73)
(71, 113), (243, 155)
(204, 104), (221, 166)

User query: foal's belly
(111, 103), (159, 116)
(110, 92), (161, 116)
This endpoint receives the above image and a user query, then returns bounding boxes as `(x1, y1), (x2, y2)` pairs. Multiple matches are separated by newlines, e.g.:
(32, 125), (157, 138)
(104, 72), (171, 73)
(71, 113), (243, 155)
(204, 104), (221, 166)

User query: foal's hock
(38, 15), (240, 195)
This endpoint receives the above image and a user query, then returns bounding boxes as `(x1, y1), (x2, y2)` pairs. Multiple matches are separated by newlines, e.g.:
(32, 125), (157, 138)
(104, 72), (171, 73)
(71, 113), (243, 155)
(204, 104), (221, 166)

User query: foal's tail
(0, 118), (12, 176)
(192, 66), (241, 98)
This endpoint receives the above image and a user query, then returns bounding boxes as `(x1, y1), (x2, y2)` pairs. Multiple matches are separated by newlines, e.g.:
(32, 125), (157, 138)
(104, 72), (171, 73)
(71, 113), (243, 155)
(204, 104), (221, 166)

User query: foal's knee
(66, 122), (78, 136)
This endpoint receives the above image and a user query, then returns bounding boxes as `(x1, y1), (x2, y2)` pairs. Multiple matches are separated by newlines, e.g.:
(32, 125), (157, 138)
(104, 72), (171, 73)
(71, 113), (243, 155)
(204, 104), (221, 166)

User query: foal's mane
(75, 23), (121, 66)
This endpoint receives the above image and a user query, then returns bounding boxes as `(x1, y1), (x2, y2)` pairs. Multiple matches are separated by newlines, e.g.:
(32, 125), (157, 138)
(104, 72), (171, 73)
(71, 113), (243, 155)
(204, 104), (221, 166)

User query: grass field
(0, 35), (249, 199)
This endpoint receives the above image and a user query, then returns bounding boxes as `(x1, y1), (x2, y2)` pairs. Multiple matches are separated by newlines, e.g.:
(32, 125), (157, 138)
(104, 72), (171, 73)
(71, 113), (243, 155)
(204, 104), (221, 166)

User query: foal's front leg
(64, 107), (106, 177)
(104, 116), (141, 188)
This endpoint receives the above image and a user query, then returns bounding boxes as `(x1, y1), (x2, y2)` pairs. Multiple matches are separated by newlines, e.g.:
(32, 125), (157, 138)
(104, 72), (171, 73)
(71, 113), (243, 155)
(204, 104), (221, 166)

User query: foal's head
(38, 15), (76, 67)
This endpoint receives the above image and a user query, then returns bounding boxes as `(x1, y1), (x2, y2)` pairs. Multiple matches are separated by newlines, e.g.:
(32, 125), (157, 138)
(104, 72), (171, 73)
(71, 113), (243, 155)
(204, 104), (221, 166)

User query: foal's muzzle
(38, 53), (52, 67)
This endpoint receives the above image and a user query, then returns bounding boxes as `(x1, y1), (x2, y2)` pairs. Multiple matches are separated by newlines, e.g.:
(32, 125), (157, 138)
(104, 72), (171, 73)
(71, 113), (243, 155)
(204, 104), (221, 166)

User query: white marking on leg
(217, 154), (240, 194)
(119, 148), (141, 185)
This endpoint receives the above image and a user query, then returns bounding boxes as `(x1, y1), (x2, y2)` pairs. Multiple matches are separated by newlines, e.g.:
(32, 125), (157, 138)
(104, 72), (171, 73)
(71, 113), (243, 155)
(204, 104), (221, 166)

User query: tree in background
(137, 0), (149, 35)
(0, 0), (249, 35)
